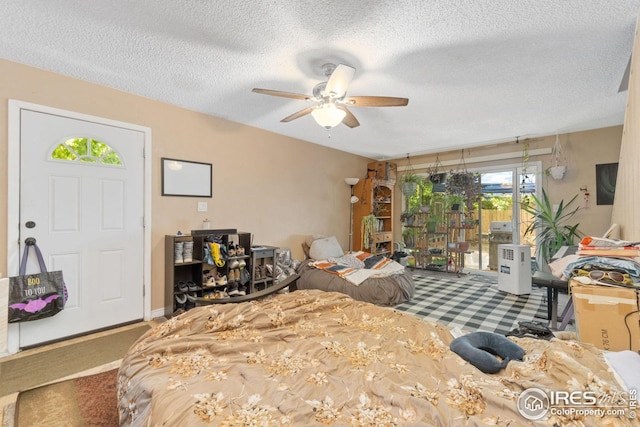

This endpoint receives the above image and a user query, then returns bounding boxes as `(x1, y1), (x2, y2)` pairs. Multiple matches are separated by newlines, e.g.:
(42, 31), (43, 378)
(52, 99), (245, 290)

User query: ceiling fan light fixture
(311, 104), (346, 129)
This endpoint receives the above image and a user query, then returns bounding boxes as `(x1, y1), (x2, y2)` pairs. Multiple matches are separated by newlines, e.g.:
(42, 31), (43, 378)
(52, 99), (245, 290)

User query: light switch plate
(197, 202), (208, 212)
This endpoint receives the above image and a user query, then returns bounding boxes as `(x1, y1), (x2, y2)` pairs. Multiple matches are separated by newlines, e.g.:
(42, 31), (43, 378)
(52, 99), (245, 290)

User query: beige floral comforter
(118, 290), (634, 426)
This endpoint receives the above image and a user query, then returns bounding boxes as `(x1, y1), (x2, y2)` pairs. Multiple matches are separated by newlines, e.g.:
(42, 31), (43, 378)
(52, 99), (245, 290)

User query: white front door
(12, 105), (148, 348)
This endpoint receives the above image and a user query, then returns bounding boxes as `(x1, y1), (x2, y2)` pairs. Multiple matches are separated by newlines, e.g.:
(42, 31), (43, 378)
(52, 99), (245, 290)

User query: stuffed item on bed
(450, 331), (526, 374)
(297, 235), (414, 305)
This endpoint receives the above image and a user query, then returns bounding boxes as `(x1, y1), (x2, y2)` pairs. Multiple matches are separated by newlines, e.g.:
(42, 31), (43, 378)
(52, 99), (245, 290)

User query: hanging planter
(446, 150), (481, 212)
(398, 154), (424, 196)
(427, 154), (446, 184)
(547, 134), (567, 180)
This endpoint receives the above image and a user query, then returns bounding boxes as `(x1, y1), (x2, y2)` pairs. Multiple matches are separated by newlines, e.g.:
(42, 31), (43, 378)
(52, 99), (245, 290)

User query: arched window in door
(50, 137), (123, 166)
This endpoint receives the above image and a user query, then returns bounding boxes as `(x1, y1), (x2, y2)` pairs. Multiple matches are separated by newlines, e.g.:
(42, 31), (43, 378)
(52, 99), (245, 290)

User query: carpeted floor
(395, 271), (547, 334)
(15, 368), (118, 427)
(0, 322), (151, 397)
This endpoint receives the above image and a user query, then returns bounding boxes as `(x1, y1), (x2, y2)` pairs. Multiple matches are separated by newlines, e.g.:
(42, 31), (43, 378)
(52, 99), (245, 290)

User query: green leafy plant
(400, 172), (425, 197)
(520, 189), (581, 268)
(361, 214), (377, 249)
(445, 172), (481, 211)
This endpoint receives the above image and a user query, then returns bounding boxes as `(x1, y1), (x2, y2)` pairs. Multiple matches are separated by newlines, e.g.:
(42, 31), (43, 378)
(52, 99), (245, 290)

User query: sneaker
(186, 292), (198, 302)
(177, 281), (188, 292)
(229, 259), (239, 269)
(187, 281), (200, 291)
(215, 289), (229, 299)
(204, 276), (216, 288)
(237, 286), (246, 296)
(238, 259), (246, 269)
(175, 293), (187, 308)
(174, 242), (184, 264)
(236, 245), (245, 256)
(228, 244), (236, 257)
(215, 274), (227, 286)
(228, 284), (240, 296)
(183, 241), (194, 262)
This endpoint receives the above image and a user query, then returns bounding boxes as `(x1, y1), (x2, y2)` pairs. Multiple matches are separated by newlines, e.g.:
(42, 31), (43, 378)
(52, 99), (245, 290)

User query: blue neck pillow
(450, 331), (526, 374)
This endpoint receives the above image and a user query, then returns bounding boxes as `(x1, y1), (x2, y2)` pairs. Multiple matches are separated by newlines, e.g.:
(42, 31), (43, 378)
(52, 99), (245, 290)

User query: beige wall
(394, 126), (623, 240)
(612, 13), (640, 240)
(0, 59), (370, 312)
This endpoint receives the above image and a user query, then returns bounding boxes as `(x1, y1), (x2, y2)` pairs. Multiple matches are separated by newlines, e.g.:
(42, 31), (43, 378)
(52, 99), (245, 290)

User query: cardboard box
(571, 280), (640, 351)
(367, 161), (397, 181)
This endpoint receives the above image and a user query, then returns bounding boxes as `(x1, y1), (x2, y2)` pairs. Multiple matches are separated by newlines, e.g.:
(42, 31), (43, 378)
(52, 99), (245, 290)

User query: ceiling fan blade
(336, 106), (360, 128)
(252, 88), (311, 101)
(281, 106), (315, 122)
(324, 64), (355, 98)
(343, 96), (409, 107)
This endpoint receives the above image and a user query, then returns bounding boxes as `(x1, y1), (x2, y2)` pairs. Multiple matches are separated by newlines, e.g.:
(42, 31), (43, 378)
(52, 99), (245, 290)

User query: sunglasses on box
(576, 269), (628, 284)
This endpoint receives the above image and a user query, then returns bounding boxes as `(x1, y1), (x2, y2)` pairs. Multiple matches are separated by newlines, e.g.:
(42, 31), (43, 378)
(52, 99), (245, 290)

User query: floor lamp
(345, 178), (360, 251)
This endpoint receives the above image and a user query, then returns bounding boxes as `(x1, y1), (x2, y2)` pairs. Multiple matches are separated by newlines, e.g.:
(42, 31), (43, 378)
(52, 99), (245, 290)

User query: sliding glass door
(399, 161), (540, 273)
(464, 163), (539, 272)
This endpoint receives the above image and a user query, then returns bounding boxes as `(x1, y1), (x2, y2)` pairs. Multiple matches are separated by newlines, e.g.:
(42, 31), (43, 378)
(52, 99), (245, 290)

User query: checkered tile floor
(395, 271), (547, 335)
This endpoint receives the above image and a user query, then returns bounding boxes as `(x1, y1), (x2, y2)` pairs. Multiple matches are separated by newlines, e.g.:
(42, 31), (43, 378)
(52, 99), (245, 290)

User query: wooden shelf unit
(352, 178), (395, 256)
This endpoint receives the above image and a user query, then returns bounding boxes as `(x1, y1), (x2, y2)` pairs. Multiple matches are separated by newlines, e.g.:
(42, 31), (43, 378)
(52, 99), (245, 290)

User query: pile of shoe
(227, 269), (246, 296)
(505, 321), (555, 340)
(202, 289), (229, 300)
(228, 244), (245, 257)
(254, 265), (267, 281)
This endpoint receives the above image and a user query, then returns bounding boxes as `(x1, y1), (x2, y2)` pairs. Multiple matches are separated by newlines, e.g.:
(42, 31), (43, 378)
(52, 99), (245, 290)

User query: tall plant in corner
(520, 189), (581, 269)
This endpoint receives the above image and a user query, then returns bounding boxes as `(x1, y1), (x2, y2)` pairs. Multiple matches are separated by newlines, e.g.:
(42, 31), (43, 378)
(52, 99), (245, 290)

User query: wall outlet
(197, 202), (208, 212)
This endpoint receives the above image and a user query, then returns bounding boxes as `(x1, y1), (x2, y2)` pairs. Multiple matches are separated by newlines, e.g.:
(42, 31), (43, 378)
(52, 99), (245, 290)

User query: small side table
(250, 245), (278, 294)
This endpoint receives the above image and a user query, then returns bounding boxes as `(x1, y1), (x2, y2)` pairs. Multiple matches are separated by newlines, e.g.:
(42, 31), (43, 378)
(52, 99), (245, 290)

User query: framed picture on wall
(161, 158), (212, 197)
(595, 162), (618, 205)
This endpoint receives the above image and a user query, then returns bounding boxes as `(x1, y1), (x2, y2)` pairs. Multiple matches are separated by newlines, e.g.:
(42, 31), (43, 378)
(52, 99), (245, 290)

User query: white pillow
(309, 236), (344, 260)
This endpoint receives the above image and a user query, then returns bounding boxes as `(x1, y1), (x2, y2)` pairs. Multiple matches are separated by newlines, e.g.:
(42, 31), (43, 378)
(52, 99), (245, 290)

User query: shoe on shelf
(204, 276), (216, 288)
(176, 281), (188, 292)
(174, 242), (184, 264)
(215, 289), (228, 299)
(187, 281), (200, 291)
(238, 259), (246, 269)
(236, 245), (245, 256)
(229, 259), (239, 269)
(183, 241), (194, 262)
(175, 293), (187, 307)
(237, 285), (246, 296)
(228, 284), (240, 296)
(215, 274), (227, 286)
(228, 244), (236, 257)
(186, 292), (198, 302)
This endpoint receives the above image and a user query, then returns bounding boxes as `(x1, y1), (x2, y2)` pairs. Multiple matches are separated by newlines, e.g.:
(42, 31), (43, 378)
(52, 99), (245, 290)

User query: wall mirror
(162, 158), (212, 197)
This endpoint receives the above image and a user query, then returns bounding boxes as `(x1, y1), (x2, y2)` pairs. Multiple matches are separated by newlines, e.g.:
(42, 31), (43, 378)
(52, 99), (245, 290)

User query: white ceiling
(2, 1), (639, 160)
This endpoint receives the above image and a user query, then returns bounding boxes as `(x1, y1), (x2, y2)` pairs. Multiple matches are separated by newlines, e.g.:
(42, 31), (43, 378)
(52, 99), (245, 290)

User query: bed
(295, 235), (415, 305)
(117, 290), (636, 426)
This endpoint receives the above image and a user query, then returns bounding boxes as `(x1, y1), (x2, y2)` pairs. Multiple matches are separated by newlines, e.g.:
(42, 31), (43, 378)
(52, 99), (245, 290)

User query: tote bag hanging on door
(8, 242), (68, 323)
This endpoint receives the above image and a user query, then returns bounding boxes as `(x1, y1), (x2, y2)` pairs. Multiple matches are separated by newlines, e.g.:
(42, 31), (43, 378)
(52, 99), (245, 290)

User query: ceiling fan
(252, 63), (409, 129)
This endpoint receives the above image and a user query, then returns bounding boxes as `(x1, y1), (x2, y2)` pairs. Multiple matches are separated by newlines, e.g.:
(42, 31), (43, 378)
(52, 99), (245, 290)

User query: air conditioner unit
(497, 244), (531, 295)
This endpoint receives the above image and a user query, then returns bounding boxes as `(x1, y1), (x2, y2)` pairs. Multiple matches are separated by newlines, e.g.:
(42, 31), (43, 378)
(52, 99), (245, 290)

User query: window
(51, 137), (123, 166)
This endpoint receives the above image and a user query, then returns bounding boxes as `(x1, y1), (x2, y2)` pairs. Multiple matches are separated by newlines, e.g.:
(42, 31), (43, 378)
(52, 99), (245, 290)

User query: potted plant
(400, 172), (425, 197)
(361, 214), (377, 249)
(400, 210), (416, 226)
(445, 172), (481, 211)
(547, 134), (567, 180)
(520, 189), (582, 269)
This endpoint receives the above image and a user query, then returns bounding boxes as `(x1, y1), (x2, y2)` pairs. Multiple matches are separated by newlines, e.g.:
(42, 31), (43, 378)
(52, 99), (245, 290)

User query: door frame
(6, 100), (152, 354)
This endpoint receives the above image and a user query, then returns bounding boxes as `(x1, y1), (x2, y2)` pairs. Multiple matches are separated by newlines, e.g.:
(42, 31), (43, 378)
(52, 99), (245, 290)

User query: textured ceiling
(1, 0), (639, 160)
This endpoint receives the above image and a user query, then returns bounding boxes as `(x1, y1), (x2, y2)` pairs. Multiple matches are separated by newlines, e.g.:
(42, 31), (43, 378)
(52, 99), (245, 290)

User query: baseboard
(152, 307), (170, 319)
